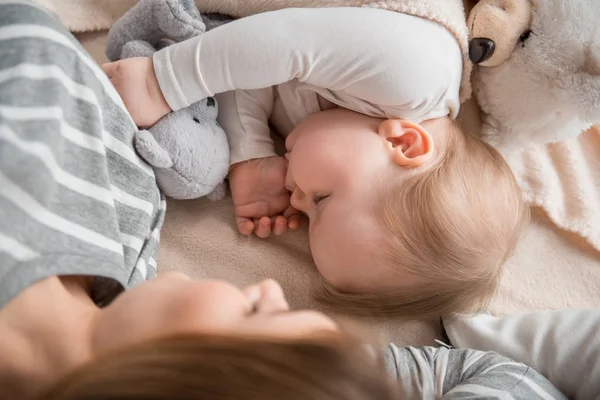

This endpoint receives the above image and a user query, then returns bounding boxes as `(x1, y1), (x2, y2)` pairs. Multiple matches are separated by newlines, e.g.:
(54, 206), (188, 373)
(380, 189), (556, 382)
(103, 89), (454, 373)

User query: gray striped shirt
(0, 0), (165, 307)
(385, 345), (567, 399)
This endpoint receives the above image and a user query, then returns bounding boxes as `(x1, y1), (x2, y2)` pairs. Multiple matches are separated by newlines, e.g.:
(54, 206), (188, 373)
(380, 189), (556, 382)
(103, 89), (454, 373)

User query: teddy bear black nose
(206, 97), (216, 107)
(469, 38), (496, 64)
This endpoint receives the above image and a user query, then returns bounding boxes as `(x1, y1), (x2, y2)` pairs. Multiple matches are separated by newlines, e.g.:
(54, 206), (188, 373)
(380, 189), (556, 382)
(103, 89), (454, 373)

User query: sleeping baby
(103, 7), (530, 319)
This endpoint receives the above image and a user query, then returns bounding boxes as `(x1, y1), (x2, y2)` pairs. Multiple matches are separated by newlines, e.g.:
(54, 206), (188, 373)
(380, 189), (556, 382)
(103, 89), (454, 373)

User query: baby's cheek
(309, 233), (333, 275)
(309, 234), (350, 288)
(289, 155), (324, 195)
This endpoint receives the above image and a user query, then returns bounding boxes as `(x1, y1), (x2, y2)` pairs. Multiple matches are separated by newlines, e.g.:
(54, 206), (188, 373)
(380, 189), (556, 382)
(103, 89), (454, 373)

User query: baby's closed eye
(312, 194), (330, 205)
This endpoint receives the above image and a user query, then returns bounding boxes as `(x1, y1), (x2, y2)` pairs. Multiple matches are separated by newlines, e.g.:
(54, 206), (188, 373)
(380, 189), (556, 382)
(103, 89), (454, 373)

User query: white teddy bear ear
(580, 30), (600, 121)
(585, 30), (600, 76)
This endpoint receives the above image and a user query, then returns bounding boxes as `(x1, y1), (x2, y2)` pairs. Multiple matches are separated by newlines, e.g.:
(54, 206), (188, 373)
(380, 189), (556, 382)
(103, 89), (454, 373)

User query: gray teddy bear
(106, 0), (231, 200)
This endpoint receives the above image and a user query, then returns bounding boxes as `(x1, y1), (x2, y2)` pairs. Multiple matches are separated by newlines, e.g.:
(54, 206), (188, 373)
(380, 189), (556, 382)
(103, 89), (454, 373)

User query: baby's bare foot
(229, 156), (300, 238)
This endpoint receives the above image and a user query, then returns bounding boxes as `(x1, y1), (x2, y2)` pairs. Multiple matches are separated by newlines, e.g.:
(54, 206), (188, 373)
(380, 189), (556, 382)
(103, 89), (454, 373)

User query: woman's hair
(316, 120), (530, 319)
(42, 334), (400, 400)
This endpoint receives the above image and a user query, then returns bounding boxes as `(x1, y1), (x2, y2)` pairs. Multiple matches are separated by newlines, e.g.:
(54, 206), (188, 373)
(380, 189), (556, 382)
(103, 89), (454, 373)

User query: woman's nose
(244, 279), (289, 314)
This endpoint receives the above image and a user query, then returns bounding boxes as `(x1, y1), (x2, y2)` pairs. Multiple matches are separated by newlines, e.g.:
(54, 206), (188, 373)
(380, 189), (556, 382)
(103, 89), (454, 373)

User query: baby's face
(285, 109), (445, 291)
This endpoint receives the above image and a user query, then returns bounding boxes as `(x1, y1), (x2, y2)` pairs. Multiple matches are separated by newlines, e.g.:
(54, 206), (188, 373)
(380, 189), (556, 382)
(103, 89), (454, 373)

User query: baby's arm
(219, 88), (288, 237)
(217, 89), (301, 237)
(385, 345), (566, 399)
(141, 7), (461, 123)
(105, 7), (461, 126)
(216, 88), (276, 164)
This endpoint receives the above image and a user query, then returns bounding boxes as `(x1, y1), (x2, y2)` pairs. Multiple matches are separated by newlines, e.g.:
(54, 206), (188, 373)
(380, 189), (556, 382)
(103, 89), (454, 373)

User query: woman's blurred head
(43, 334), (400, 400)
(4, 274), (394, 400)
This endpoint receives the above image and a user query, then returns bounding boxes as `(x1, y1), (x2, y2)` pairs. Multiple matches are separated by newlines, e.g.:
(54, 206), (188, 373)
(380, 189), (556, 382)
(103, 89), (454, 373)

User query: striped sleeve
(0, 0), (165, 308)
(384, 345), (567, 400)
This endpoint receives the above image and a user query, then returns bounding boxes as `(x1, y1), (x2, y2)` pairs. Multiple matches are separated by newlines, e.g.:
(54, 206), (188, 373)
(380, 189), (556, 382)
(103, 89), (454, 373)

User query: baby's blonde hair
(316, 121), (530, 319)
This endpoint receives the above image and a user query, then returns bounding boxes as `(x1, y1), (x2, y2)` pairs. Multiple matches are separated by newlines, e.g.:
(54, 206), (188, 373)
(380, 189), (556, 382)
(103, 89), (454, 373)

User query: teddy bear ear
(584, 31), (600, 76)
(581, 34), (600, 121)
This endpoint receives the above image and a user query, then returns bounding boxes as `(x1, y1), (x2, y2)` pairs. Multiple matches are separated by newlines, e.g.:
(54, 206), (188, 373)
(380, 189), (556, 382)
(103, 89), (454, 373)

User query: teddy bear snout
(469, 38), (496, 64)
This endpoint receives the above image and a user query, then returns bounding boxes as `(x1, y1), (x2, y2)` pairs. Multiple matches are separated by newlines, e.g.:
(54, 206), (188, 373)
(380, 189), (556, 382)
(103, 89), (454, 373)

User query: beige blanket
(64, 0), (600, 346)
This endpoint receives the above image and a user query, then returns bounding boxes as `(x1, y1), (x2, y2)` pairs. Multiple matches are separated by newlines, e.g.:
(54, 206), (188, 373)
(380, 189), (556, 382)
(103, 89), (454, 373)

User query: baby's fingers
(288, 215), (302, 230)
(254, 216), (273, 239)
(283, 206), (301, 230)
(273, 216), (288, 236)
(100, 61), (120, 79)
(236, 217), (255, 236)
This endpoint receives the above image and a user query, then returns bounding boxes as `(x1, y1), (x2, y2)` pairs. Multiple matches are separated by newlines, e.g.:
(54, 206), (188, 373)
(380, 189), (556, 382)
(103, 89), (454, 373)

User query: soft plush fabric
(467, 0), (600, 257)
(471, 0), (600, 147)
(69, 2), (600, 348)
(444, 310), (600, 400)
(503, 131), (600, 253)
(105, 0), (230, 200)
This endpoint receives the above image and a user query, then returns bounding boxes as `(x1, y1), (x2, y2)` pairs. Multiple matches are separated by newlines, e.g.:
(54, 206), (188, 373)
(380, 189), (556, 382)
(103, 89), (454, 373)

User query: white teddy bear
(468, 0), (600, 150)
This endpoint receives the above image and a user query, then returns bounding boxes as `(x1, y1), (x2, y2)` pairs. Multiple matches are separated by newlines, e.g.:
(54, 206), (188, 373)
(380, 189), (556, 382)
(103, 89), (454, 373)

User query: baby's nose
(289, 188), (306, 211)
(284, 168), (295, 193)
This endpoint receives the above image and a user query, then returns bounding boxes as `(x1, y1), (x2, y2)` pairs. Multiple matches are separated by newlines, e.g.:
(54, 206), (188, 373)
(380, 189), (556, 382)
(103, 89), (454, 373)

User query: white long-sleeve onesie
(153, 7), (463, 164)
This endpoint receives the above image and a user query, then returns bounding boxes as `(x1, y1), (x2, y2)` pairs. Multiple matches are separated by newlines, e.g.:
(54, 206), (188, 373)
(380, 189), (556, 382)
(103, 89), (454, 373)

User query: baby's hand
(101, 57), (171, 128)
(229, 156), (301, 238)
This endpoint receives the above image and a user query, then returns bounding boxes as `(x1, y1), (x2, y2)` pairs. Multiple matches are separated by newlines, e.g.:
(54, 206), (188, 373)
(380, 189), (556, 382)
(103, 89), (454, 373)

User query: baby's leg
(217, 89), (299, 238)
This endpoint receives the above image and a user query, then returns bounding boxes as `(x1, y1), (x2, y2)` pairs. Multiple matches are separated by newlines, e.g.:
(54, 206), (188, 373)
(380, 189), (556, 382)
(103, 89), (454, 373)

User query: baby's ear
(378, 120), (434, 167)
